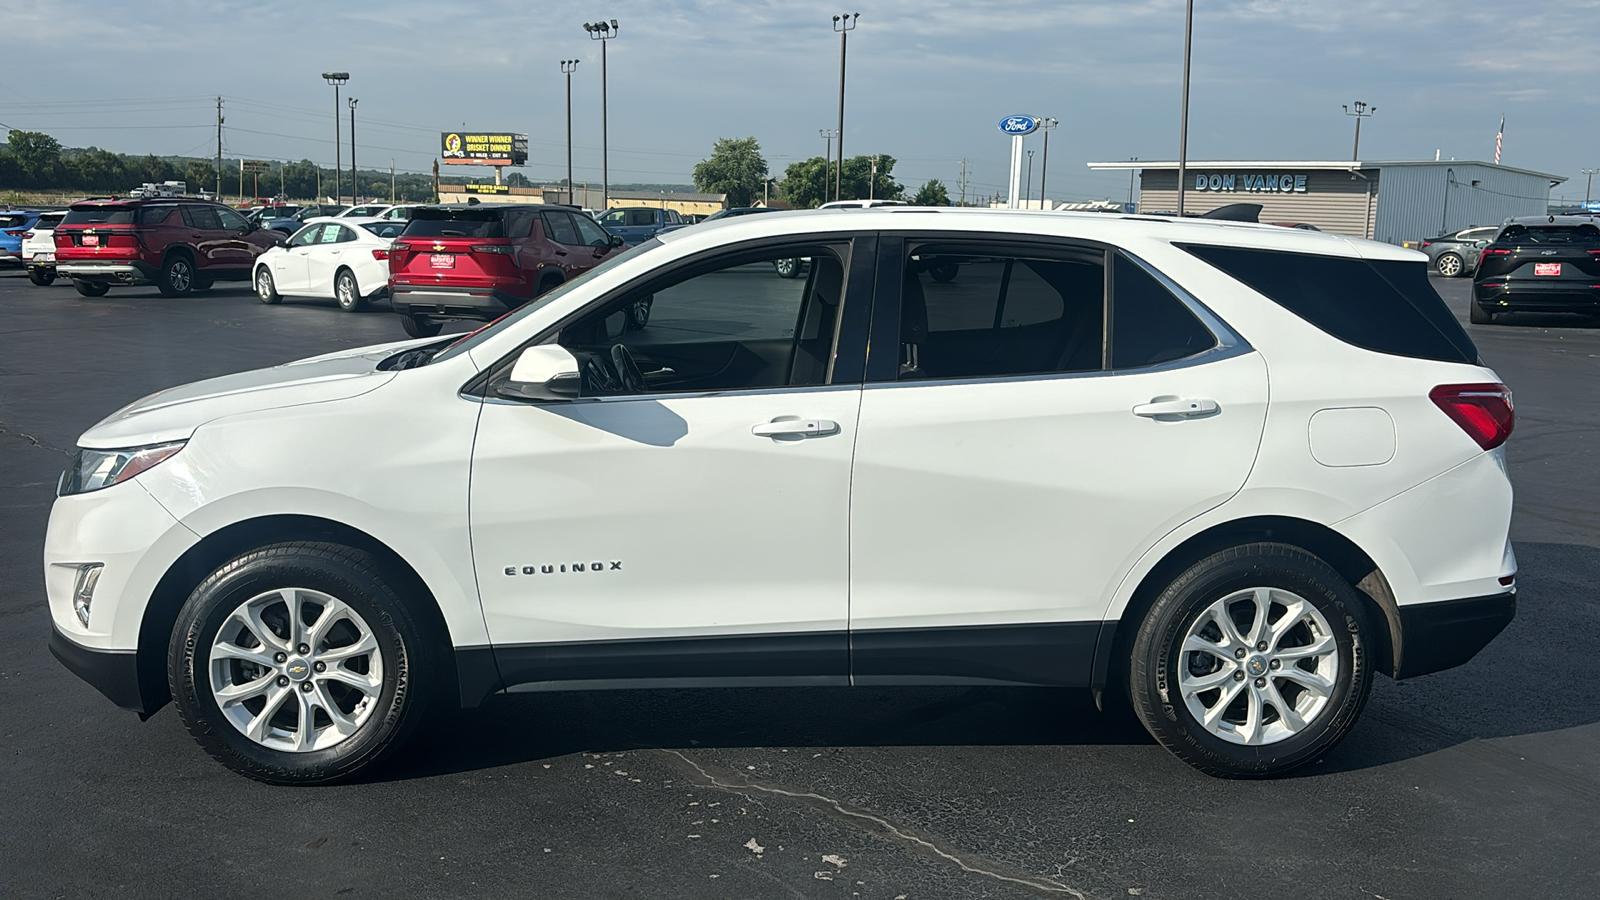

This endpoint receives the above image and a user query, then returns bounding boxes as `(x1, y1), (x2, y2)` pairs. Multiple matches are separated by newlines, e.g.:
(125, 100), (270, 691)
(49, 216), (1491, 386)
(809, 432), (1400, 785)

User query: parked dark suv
(55, 198), (284, 298)
(1471, 215), (1600, 324)
(389, 203), (624, 337)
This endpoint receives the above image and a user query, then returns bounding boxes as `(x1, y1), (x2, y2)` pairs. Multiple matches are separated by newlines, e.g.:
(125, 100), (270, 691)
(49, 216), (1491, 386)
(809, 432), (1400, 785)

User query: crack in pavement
(660, 749), (1089, 899)
(0, 422), (72, 457)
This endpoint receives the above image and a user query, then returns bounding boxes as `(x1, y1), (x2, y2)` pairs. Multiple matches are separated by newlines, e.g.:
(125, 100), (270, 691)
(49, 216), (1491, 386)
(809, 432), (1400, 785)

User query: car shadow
(373, 540), (1599, 783)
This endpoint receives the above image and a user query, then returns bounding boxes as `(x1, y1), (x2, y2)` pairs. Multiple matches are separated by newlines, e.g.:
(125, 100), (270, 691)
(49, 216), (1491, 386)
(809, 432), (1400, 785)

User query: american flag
(1495, 115), (1504, 165)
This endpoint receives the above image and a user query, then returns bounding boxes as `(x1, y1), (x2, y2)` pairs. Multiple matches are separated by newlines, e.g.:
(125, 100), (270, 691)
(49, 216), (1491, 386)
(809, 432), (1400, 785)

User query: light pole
(322, 72), (348, 204)
(1343, 101), (1376, 161)
(832, 13), (859, 201)
(1583, 168), (1599, 206)
(1025, 150), (1035, 209)
(1038, 117), (1058, 210)
(820, 129), (837, 200)
(1128, 157), (1138, 210)
(583, 20), (618, 210)
(348, 97), (358, 206)
(1176, 0), (1193, 217)
(1439, 167), (1455, 235)
(561, 59), (579, 205)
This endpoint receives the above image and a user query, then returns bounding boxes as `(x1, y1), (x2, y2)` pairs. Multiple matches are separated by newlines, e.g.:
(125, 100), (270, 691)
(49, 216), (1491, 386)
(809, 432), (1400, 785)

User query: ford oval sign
(999, 115), (1039, 136)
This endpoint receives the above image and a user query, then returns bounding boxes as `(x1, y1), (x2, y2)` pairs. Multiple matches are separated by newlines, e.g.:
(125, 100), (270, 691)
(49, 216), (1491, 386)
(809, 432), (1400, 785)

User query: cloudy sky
(4, 0), (1598, 202)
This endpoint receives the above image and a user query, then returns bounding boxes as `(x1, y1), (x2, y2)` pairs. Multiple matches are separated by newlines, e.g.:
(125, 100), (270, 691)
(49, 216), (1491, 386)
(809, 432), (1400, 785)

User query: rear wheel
(1469, 296), (1496, 325)
(400, 313), (442, 338)
(1435, 252), (1463, 277)
(1128, 543), (1372, 778)
(28, 268), (56, 286)
(335, 269), (364, 312)
(773, 257), (802, 278)
(255, 267), (281, 304)
(167, 542), (442, 784)
(73, 280), (109, 297)
(157, 254), (195, 297)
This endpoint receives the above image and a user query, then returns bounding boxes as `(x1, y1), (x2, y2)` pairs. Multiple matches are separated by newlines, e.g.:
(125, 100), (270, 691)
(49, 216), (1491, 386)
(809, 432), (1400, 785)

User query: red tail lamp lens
(1430, 383), (1514, 451)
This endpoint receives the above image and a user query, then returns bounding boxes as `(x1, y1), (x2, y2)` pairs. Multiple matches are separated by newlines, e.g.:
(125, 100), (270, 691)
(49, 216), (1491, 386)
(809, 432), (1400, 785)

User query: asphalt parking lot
(1, 267), (1596, 899)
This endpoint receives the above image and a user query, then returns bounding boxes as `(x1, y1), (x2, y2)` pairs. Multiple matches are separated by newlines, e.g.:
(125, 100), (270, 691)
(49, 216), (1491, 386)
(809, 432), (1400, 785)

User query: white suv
(44, 209), (1517, 783)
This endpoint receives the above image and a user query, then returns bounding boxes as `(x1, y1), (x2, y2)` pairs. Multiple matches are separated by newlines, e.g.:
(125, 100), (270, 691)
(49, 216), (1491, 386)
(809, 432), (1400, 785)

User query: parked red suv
(54, 198), (284, 297)
(388, 203), (625, 337)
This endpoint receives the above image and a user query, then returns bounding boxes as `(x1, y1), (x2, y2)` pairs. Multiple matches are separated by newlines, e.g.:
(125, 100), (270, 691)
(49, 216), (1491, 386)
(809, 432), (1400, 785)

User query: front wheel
(399, 313), (442, 338)
(773, 257), (802, 278)
(1435, 252), (1463, 277)
(73, 279), (110, 297)
(255, 267), (281, 304)
(1128, 543), (1372, 778)
(335, 269), (364, 312)
(28, 268), (56, 286)
(167, 542), (441, 784)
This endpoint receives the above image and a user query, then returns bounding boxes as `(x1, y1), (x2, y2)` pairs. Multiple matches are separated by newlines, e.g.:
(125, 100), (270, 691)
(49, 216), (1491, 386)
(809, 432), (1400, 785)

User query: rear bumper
(58, 261), (158, 284)
(391, 285), (520, 321)
(1395, 591), (1516, 679)
(49, 624), (151, 714)
(1474, 281), (1600, 312)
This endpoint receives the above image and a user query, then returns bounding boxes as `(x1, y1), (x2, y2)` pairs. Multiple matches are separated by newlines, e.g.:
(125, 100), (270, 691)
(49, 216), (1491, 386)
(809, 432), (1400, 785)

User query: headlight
(58, 442), (185, 496)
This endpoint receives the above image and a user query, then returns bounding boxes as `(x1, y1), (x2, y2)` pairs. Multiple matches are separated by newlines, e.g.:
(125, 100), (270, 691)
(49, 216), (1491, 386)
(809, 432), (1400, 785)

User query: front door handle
(751, 417), (840, 438)
(1133, 398), (1219, 418)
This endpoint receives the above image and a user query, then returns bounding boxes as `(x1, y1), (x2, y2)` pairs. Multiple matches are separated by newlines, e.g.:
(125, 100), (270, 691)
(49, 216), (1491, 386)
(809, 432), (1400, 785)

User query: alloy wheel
(170, 260), (192, 292)
(1175, 586), (1340, 746)
(1437, 254), (1462, 277)
(208, 587), (385, 753)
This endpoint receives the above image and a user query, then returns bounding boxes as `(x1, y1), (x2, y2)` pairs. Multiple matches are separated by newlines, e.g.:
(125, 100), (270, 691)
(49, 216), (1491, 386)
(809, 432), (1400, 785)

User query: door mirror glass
(609, 234), (625, 247)
(499, 345), (582, 400)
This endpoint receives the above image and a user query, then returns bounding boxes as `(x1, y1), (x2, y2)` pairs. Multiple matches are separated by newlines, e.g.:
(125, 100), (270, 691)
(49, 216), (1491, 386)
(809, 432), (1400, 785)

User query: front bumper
(49, 624), (151, 714)
(1395, 590), (1516, 679)
(57, 261), (158, 284)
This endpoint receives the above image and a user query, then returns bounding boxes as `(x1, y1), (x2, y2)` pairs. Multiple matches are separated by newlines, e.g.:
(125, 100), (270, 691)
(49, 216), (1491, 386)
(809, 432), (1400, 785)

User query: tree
(837, 154), (903, 202)
(3, 130), (63, 187)
(913, 178), (950, 206)
(779, 156), (831, 209)
(693, 136), (768, 208)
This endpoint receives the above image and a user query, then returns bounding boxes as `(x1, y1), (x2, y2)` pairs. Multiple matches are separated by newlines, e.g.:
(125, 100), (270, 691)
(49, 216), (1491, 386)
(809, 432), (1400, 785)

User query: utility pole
(561, 59), (579, 204)
(833, 13), (859, 201)
(348, 98), (358, 205)
(1343, 101), (1376, 161)
(432, 158), (439, 204)
(959, 158), (968, 206)
(215, 97), (223, 200)
(1128, 157), (1138, 210)
(1583, 168), (1598, 206)
(1177, 0), (1193, 217)
(869, 156), (877, 201)
(390, 160), (395, 202)
(584, 21), (618, 209)
(1038, 117), (1058, 211)
(819, 129), (837, 200)
(1025, 150), (1034, 208)
(322, 73), (349, 204)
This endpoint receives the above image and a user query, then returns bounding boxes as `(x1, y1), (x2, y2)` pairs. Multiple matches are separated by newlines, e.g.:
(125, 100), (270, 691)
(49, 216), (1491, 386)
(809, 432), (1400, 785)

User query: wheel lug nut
(274, 652), (287, 663)
(300, 681), (314, 692)
(1254, 677), (1266, 688)
(1233, 672), (1245, 682)
(1234, 648), (1247, 659)
(1256, 641), (1268, 652)
(297, 644), (310, 655)
(1270, 659), (1281, 670)
(314, 661), (326, 672)
(277, 675), (290, 687)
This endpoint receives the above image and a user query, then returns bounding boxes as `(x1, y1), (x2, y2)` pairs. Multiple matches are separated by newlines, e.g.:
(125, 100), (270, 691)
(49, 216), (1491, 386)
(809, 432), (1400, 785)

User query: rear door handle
(1133, 398), (1219, 418)
(751, 417), (840, 438)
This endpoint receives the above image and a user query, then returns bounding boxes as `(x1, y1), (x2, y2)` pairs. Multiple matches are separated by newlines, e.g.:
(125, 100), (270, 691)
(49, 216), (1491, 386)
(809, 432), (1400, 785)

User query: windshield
(62, 207), (137, 225)
(429, 238), (664, 366)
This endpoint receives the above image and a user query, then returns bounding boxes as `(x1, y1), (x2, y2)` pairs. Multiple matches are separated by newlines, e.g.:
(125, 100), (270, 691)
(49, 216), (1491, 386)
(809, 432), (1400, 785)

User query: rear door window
(625, 210), (655, 227)
(182, 206), (222, 230)
(542, 211), (581, 245)
(1110, 255), (1216, 368)
(1183, 244), (1477, 364)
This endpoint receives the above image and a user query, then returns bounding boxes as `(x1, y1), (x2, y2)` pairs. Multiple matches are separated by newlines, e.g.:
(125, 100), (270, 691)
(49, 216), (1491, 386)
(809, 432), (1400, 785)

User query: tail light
(471, 244), (513, 254)
(1588, 249), (1600, 257)
(391, 241), (411, 252)
(1420, 240), (1432, 248)
(4, 229), (27, 237)
(371, 248), (390, 261)
(22, 231), (36, 240)
(1430, 383), (1514, 451)
(1481, 248), (1511, 259)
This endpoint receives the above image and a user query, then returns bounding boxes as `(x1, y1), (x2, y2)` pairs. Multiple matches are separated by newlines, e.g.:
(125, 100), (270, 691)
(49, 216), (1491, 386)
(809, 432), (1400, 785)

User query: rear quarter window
(1183, 244), (1477, 364)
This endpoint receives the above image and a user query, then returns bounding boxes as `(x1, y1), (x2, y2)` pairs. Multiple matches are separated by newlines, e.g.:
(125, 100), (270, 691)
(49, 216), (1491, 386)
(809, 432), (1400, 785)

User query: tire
(400, 313), (442, 338)
(167, 542), (441, 784)
(773, 257), (802, 279)
(255, 267), (281, 304)
(1435, 252), (1463, 277)
(627, 296), (652, 331)
(1128, 542), (1373, 778)
(73, 279), (109, 297)
(28, 268), (56, 286)
(335, 268), (364, 312)
(1469, 296), (1496, 325)
(157, 254), (196, 297)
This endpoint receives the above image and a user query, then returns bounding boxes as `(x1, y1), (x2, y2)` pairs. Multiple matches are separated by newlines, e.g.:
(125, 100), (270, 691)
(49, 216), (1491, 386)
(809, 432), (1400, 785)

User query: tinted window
(36, 214), (65, 229)
(1495, 224), (1600, 244)
(1111, 255), (1216, 368)
(183, 206), (222, 230)
(136, 205), (179, 226)
(598, 209), (625, 226)
(543, 211), (580, 245)
(1184, 245), (1476, 364)
(63, 207), (136, 226)
(889, 247), (1104, 381)
(625, 210), (655, 227)
(216, 207), (249, 231)
(572, 214), (612, 247)
(0, 214), (31, 228)
(403, 209), (506, 238)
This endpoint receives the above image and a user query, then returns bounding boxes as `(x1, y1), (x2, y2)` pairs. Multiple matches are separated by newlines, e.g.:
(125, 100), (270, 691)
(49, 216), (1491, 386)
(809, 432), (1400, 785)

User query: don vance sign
(1193, 173), (1309, 193)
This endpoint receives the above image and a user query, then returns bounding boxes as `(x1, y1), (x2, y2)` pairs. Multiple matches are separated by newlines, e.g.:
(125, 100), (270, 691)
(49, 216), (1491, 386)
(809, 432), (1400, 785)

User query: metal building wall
(1137, 169), (1379, 237)
(1373, 164), (1553, 244)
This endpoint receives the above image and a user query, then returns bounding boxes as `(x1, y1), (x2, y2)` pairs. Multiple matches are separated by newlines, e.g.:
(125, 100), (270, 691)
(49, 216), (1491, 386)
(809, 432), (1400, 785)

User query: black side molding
(852, 621), (1102, 687)
(49, 625), (149, 715)
(1395, 591), (1516, 679)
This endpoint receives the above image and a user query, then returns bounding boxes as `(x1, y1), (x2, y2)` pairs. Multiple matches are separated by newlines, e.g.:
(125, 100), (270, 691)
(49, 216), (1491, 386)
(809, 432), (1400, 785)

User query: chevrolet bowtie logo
(433, 243), (446, 251)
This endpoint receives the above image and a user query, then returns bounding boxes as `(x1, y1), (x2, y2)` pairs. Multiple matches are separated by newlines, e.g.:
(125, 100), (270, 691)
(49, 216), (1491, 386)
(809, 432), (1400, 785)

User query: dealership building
(1086, 159), (1565, 244)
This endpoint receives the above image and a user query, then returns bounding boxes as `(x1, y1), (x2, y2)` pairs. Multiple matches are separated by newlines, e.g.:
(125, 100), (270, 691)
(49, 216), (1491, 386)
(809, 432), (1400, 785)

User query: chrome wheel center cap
(285, 658), (313, 682)
(1246, 655), (1269, 678)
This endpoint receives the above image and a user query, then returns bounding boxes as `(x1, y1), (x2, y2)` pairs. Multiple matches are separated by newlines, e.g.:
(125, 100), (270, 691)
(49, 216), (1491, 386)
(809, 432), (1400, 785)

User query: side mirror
(609, 234), (625, 247)
(499, 344), (582, 400)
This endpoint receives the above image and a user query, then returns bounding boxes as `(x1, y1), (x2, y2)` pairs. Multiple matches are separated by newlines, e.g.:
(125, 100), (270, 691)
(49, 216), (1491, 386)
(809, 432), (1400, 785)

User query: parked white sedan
(253, 217), (405, 311)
